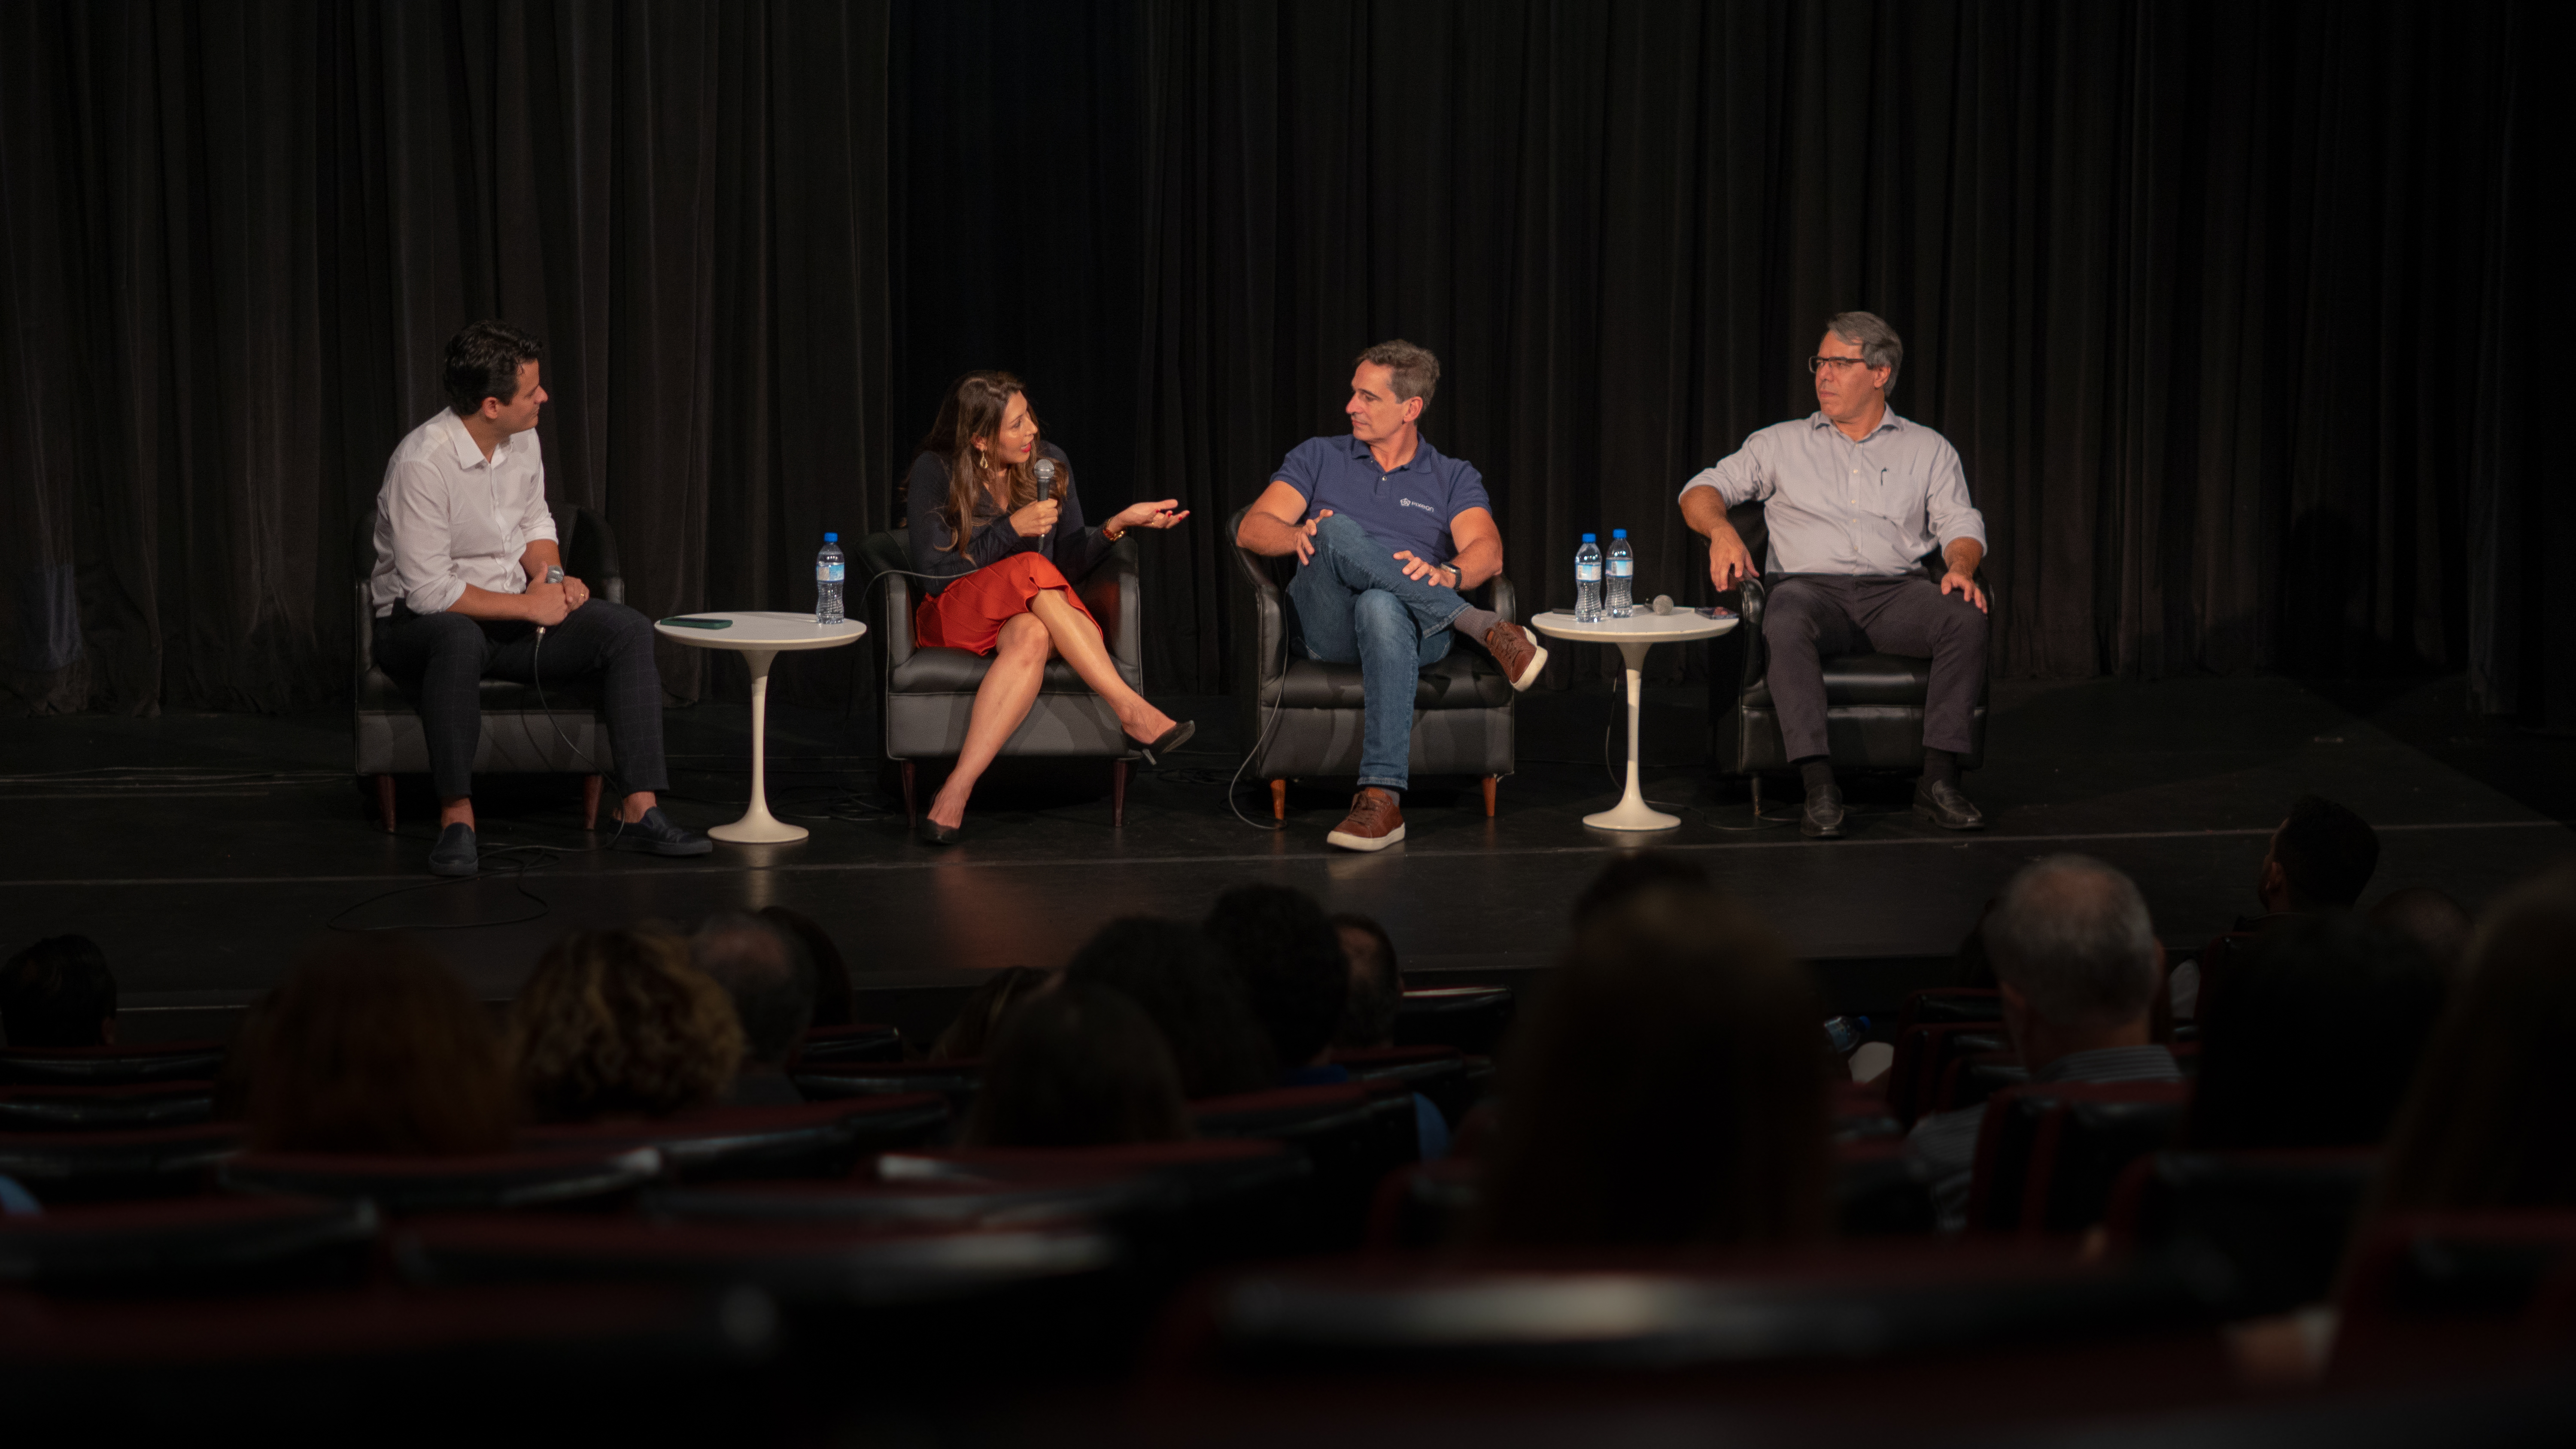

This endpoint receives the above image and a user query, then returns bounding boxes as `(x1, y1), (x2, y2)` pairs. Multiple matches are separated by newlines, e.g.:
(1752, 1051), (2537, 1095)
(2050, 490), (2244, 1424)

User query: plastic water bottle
(815, 532), (846, 625)
(1574, 534), (1603, 622)
(1606, 529), (1634, 618)
(1823, 1014), (1872, 1056)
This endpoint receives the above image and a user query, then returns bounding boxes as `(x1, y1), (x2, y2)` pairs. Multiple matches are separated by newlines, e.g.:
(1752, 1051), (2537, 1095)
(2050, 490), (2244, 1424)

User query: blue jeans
(1285, 512), (1466, 792)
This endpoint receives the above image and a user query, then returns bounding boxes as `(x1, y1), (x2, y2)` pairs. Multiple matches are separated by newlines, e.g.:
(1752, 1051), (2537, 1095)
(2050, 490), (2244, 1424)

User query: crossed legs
(926, 589), (1178, 830)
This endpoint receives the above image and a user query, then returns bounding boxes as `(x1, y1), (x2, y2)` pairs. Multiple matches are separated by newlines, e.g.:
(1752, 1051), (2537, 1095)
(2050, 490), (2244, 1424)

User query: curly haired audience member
(1477, 882), (1829, 1247)
(240, 939), (517, 1155)
(961, 982), (1193, 1148)
(510, 928), (743, 1122)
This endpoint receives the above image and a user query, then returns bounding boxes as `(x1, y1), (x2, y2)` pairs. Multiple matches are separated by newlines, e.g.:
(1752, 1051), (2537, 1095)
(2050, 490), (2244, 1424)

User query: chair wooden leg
(1481, 774), (1498, 818)
(1270, 779), (1288, 820)
(900, 759), (919, 826)
(581, 774), (603, 831)
(1111, 758), (1129, 828)
(374, 774), (396, 833)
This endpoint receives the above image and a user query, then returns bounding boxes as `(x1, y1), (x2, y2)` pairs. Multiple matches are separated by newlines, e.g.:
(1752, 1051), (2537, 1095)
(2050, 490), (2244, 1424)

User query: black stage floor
(4, 673), (2570, 1046)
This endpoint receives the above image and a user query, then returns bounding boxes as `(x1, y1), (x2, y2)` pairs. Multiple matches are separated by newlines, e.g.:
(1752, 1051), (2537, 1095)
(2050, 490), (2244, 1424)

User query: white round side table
(653, 611), (866, 843)
(1526, 609), (1739, 831)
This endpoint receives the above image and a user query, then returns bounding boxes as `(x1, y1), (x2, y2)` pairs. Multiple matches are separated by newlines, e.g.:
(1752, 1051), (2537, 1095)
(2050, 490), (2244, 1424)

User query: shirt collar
(440, 410), (508, 471)
(1342, 431), (1440, 473)
(1805, 408), (1907, 442)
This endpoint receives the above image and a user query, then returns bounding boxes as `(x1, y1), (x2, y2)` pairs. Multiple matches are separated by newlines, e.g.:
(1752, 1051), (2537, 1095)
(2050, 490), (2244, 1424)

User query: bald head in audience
(1987, 855), (2164, 1069)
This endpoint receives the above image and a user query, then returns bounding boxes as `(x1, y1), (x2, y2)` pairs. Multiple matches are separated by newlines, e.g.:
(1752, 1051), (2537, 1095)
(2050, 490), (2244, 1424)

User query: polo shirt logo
(1397, 496), (1437, 513)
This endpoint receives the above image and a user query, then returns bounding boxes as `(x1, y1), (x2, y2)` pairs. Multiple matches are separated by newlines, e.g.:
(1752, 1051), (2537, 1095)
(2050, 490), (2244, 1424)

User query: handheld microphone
(539, 564), (565, 637)
(1030, 458), (1057, 557)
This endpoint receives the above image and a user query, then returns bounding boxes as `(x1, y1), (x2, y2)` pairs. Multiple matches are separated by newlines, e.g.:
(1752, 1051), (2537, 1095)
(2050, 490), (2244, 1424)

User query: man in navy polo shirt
(1236, 341), (1546, 852)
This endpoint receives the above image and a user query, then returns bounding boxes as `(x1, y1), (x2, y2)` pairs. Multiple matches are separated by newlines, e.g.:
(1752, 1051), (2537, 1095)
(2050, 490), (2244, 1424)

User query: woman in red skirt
(904, 371), (1193, 844)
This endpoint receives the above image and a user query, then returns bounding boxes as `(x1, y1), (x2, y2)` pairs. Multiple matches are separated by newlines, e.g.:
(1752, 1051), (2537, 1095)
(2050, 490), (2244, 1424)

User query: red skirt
(914, 552), (1098, 655)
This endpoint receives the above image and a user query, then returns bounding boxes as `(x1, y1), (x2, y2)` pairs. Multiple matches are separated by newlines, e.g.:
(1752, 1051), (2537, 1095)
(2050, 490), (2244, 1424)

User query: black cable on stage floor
(325, 842), (570, 933)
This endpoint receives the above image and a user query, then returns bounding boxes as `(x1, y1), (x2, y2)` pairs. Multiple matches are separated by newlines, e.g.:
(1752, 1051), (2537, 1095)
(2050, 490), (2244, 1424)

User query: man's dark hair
(962, 982), (1193, 1149)
(443, 319), (543, 416)
(1065, 918), (1275, 1097)
(688, 913), (817, 1067)
(1331, 912), (1404, 1051)
(2190, 912), (2448, 1151)
(1356, 340), (1440, 405)
(2273, 795), (2380, 909)
(1571, 852), (1710, 931)
(758, 906), (855, 1027)
(1203, 885), (1348, 1073)
(1, 934), (117, 1048)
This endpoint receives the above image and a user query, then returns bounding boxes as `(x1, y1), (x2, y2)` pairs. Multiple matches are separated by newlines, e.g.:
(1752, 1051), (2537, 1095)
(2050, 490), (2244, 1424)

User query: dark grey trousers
(1761, 572), (1987, 760)
(373, 599), (670, 801)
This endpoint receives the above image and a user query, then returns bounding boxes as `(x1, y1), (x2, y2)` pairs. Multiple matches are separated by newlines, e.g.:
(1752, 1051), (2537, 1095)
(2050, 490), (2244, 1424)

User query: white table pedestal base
(707, 649), (809, 844)
(1584, 640), (1678, 832)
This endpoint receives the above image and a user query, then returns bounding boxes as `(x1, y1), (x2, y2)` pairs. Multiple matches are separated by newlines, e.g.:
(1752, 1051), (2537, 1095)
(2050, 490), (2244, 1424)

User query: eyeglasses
(1807, 355), (1876, 374)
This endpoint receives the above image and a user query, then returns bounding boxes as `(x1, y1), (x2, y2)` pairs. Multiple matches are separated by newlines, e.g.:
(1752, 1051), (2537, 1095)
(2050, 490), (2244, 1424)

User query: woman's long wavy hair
(914, 370), (1067, 555)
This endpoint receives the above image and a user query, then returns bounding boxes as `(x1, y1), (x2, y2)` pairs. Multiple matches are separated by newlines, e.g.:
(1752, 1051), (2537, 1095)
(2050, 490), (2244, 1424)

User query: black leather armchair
(1227, 506), (1517, 818)
(1709, 501), (1987, 811)
(860, 529), (1144, 826)
(353, 505), (622, 831)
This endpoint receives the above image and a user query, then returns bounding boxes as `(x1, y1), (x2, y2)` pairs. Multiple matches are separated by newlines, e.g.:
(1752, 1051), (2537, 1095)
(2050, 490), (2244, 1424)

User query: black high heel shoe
(916, 815), (961, 846)
(1130, 719), (1196, 767)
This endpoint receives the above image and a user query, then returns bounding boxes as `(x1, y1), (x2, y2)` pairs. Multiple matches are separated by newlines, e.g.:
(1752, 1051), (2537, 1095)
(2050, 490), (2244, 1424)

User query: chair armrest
(1073, 537), (1142, 685)
(1225, 507), (1289, 692)
(1476, 573), (1516, 626)
(1735, 576), (1768, 691)
(354, 582), (376, 692)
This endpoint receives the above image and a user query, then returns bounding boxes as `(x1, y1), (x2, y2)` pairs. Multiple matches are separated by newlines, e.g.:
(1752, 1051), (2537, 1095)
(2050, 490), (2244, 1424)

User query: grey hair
(1985, 855), (2160, 1028)
(1356, 340), (1441, 406)
(1823, 311), (1903, 395)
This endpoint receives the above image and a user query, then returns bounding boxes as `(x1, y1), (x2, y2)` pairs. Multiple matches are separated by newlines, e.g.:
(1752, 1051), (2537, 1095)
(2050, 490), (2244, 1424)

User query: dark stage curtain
(1, 0), (2557, 725)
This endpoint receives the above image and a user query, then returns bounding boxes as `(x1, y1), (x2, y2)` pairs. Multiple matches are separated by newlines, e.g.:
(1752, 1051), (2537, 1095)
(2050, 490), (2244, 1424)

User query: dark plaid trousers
(1760, 572), (1987, 761)
(373, 599), (670, 801)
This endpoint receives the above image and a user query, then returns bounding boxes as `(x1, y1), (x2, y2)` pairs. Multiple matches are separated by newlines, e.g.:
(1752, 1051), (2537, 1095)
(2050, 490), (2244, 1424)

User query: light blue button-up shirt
(1678, 409), (1987, 576)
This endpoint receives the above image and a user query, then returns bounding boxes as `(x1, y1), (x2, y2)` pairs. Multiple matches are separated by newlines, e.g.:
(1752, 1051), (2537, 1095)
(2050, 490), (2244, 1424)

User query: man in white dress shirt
(1678, 312), (1991, 838)
(370, 320), (709, 876)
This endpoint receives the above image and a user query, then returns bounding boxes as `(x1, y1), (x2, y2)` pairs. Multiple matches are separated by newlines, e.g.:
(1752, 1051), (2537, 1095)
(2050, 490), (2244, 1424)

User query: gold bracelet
(1103, 524), (1125, 542)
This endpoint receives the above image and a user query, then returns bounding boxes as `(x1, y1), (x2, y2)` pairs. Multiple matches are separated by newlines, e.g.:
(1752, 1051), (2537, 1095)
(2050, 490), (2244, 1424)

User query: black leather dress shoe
(1801, 783), (1847, 840)
(1914, 778), (1986, 831)
(428, 822), (478, 877)
(1130, 719), (1196, 767)
(611, 806), (715, 857)
(917, 817), (961, 846)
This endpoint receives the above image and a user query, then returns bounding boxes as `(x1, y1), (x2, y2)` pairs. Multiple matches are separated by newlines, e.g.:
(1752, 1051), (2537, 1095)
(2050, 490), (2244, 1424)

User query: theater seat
(1329, 1044), (1482, 1127)
(0, 1082), (216, 1133)
(794, 1023), (906, 1066)
(0, 1040), (227, 1087)
(793, 1060), (981, 1116)
(1969, 1082), (2190, 1236)
(2333, 1210), (2576, 1388)
(1194, 1083), (1421, 1250)
(0, 1194), (377, 1293)
(0, 1124), (244, 1205)
(1888, 1021), (2011, 1126)
(1391, 986), (1514, 1055)
(519, 1095), (949, 1182)
(2105, 1149), (2379, 1318)
(221, 1146), (662, 1214)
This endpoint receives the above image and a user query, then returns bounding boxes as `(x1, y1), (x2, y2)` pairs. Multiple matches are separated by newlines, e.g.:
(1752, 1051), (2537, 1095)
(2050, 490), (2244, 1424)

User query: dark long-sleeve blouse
(904, 442), (1115, 595)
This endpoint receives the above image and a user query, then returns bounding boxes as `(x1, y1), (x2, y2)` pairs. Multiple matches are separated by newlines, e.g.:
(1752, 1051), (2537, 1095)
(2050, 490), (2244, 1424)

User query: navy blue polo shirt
(1272, 433), (1492, 565)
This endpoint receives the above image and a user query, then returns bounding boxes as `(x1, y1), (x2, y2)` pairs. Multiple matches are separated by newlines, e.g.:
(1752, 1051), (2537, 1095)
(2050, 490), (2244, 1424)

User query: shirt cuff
(406, 576), (468, 616)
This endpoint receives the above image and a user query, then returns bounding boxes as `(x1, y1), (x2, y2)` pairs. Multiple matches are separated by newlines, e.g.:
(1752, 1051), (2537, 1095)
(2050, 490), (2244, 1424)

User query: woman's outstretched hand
(1111, 500), (1191, 532)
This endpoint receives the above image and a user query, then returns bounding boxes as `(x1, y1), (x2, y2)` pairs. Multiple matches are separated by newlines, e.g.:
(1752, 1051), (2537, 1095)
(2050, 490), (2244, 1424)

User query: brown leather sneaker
(1482, 620), (1548, 691)
(1325, 786), (1407, 852)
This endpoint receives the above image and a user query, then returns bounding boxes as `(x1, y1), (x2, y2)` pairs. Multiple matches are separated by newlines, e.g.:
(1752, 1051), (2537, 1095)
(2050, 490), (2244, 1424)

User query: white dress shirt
(1678, 409), (1987, 576)
(370, 410), (558, 617)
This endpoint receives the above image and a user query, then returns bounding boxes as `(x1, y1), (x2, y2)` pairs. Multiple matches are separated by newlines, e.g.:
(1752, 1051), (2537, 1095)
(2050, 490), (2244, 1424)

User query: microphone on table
(1651, 594), (1674, 615)
(1030, 458), (1058, 557)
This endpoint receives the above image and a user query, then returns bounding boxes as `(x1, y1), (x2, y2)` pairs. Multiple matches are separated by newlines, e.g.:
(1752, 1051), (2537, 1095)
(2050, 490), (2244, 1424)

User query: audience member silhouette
(759, 905), (856, 1027)
(961, 982), (1193, 1148)
(1331, 912), (1403, 1051)
(2371, 863), (2576, 1214)
(1476, 882), (1829, 1247)
(2188, 912), (2447, 1151)
(1203, 884), (1349, 1076)
(240, 939), (516, 1155)
(1908, 855), (2177, 1228)
(511, 928), (743, 1122)
(0, 934), (117, 1048)
(692, 913), (818, 1106)
(1063, 918), (1273, 1097)
(2367, 887), (2475, 979)
(2258, 795), (2381, 916)
(932, 965), (1054, 1061)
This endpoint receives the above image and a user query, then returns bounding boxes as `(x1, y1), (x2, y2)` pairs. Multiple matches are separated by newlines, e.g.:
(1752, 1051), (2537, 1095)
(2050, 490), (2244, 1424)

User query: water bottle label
(1576, 564), (1601, 582)
(1608, 561), (1632, 577)
(817, 562), (845, 582)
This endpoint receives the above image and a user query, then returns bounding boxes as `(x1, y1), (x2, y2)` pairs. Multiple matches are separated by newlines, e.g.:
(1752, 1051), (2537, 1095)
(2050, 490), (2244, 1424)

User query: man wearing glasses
(1677, 312), (1989, 839)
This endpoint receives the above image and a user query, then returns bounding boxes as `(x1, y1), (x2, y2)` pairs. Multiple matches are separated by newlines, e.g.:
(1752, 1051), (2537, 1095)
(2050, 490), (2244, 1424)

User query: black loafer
(1801, 783), (1847, 840)
(612, 806), (714, 857)
(428, 822), (478, 877)
(1914, 778), (1985, 831)
(917, 817), (961, 846)
(1131, 719), (1196, 767)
